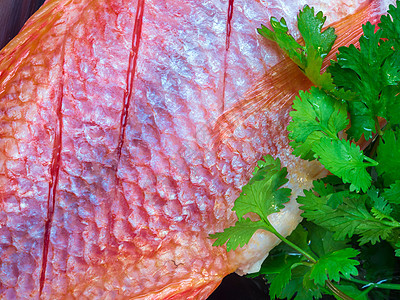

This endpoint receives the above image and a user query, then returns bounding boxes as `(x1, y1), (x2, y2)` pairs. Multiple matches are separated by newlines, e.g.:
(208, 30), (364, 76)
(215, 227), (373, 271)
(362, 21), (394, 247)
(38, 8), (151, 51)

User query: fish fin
(211, 56), (309, 146)
(212, 1), (377, 145)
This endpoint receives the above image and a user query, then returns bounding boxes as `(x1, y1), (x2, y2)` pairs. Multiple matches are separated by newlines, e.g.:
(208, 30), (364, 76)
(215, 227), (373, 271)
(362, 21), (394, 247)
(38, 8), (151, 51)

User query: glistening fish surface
(0, 0), (393, 299)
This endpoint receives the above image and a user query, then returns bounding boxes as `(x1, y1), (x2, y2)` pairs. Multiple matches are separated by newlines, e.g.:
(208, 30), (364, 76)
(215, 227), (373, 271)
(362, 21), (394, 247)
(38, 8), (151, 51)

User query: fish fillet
(0, 0), (393, 299)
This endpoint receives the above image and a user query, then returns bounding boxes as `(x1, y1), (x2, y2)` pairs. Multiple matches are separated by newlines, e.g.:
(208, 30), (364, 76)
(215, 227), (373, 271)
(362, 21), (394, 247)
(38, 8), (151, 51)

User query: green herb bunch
(210, 2), (400, 299)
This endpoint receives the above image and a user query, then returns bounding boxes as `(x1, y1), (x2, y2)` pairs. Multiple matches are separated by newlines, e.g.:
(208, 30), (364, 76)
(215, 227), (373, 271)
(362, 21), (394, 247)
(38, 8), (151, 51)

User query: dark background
(0, 0), (45, 49)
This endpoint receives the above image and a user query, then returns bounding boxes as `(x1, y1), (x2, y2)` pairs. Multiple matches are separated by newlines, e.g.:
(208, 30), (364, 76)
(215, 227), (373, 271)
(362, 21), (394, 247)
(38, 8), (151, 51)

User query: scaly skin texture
(0, 0), (392, 299)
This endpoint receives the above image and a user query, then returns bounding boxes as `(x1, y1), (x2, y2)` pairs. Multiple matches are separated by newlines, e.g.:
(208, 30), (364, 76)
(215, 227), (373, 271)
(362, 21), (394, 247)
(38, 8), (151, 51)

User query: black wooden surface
(0, 0), (45, 49)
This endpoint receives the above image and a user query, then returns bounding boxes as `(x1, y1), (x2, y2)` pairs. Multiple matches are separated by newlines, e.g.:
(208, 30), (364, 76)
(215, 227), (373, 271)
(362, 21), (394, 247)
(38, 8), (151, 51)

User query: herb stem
(345, 277), (400, 291)
(269, 226), (317, 263)
(356, 284), (374, 299)
(375, 117), (384, 137)
(322, 126), (339, 141)
(326, 280), (355, 300)
(369, 138), (379, 158)
(380, 219), (400, 228)
(363, 155), (378, 166)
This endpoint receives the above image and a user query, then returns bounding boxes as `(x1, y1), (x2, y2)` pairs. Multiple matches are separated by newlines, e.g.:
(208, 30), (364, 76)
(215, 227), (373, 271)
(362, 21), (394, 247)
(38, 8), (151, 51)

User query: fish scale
(0, 0), (391, 299)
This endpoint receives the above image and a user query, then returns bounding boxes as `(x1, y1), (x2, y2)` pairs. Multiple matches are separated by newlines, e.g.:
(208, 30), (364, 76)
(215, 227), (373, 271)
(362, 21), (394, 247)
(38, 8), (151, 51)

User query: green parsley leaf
(249, 225), (311, 278)
(344, 101), (376, 140)
(233, 156), (291, 221)
(263, 267), (322, 300)
(297, 5), (336, 88)
(329, 21), (400, 139)
(279, 266), (322, 300)
(299, 191), (394, 245)
(309, 248), (360, 286)
(273, 224), (313, 260)
(252, 154), (281, 178)
(380, 0), (400, 49)
(297, 5), (336, 57)
(209, 155), (290, 251)
(215, 3), (400, 298)
(311, 180), (350, 209)
(382, 180), (400, 205)
(290, 132), (323, 161)
(269, 265), (293, 299)
(248, 247), (302, 279)
(303, 48), (335, 90)
(312, 179), (334, 195)
(381, 180), (400, 222)
(381, 86), (400, 126)
(368, 187), (394, 221)
(381, 51), (400, 86)
(258, 6), (336, 88)
(305, 221), (350, 258)
(312, 138), (376, 192)
(288, 87), (348, 159)
(329, 87), (361, 103)
(395, 242), (400, 257)
(257, 19), (303, 66)
(208, 218), (268, 251)
(379, 53), (400, 127)
(250, 225), (322, 299)
(376, 128), (400, 185)
(331, 283), (369, 300)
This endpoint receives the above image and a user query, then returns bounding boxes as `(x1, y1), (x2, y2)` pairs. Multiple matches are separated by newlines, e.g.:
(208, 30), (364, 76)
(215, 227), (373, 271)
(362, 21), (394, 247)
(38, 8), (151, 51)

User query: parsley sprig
(258, 5), (336, 89)
(210, 2), (400, 299)
(209, 156), (293, 252)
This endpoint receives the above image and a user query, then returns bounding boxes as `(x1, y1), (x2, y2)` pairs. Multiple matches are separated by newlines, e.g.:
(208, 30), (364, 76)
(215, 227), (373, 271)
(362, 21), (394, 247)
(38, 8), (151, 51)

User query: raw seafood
(0, 0), (392, 299)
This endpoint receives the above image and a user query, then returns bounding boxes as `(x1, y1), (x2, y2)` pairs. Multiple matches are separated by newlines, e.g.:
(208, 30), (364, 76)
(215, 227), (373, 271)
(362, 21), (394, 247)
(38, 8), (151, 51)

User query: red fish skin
(0, 0), (390, 299)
